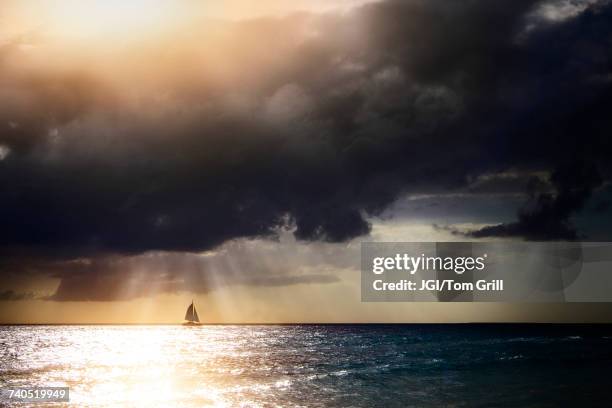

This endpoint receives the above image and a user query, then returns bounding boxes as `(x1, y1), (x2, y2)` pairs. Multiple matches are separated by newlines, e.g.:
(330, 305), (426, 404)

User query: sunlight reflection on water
(1, 326), (302, 407)
(1, 325), (611, 407)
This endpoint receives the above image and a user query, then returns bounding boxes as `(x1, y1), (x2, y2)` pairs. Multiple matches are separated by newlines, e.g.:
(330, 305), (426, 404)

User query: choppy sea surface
(1, 324), (611, 407)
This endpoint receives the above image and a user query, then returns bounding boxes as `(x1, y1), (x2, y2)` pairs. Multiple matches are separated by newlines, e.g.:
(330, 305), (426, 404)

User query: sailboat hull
(182, 321), (202, 326)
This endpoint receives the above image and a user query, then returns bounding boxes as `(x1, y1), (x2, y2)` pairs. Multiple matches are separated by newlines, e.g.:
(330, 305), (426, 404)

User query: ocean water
(1, 324), (611, 407)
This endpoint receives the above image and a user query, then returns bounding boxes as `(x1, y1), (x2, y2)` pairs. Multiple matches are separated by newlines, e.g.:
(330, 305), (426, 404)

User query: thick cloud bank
(2, 0), (612, 275)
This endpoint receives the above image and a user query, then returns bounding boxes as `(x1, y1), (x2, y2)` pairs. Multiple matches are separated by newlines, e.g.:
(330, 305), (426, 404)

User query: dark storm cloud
(0, 39), (110, 154)
(592, 199), (611, 213)
(469, 162), (603, 240)
(2, 0), (612, 285)
(0, 290), (35, 301)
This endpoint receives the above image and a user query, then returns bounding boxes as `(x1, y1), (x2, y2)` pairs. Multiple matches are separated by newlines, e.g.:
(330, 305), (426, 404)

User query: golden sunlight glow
(46, 0), (182, 40)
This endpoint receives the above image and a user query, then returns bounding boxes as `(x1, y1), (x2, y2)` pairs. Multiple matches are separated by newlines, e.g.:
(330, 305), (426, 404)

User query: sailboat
(183, 300), (201, 326)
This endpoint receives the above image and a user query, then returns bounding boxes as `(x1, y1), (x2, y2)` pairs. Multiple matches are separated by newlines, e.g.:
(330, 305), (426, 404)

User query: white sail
(184, 303), (194, 321)
(192, 304), (200, 323)
(184, 301), (200, 323)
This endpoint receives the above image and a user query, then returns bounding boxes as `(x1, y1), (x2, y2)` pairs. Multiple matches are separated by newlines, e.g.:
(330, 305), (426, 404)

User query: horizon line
(1, 322), (611, 326)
